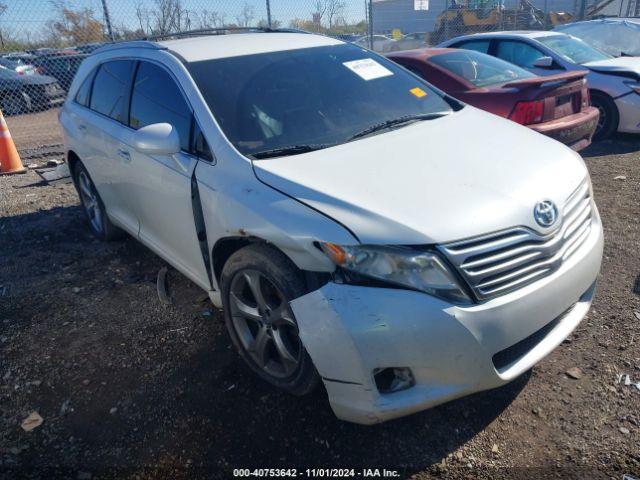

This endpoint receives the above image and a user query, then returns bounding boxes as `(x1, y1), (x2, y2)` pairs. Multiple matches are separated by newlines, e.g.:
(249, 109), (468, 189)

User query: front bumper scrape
(290, 217), (602, 425)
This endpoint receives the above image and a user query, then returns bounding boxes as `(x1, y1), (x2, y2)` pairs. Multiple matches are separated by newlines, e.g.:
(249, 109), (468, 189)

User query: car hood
(583, 57), (640, 78)
(0, 73), (57, 86)
(253, 107), (588, 245)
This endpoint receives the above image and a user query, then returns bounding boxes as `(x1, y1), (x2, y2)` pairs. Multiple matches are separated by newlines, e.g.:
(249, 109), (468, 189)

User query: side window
(129, 61), (192, 152)
(74, 69), (95, 107)
(457, 40), (491, 54)
(192, 121), (214, 162)
(89, 60), (134, 122)
(496, 41), (545, 68)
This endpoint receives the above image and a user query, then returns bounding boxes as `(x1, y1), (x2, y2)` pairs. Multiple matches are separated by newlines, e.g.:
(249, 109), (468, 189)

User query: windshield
(429, 50), (535, 87)
(537, 34), (611, 64)
(187, 43), (454, 158)
(557, 22), (640, 57)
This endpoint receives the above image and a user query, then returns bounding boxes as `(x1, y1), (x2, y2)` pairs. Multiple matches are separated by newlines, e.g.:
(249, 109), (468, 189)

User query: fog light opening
(373, 367), (415, 394)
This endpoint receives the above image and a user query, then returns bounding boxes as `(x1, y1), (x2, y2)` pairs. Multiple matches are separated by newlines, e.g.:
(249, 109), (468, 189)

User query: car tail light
(509, 100), (544, 125)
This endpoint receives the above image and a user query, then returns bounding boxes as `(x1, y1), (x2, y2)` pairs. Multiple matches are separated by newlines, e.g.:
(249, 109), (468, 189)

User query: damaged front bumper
(615, 91), (640, 134)
(290, 216), (603, 425)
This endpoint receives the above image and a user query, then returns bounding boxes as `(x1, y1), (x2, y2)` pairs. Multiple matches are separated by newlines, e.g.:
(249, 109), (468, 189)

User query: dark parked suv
(31, 52), (88, 91)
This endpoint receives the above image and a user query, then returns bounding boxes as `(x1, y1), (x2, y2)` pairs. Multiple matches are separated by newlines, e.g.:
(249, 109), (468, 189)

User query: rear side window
(495, 41), (545, 68)
(456, 40), (491, 54)
(75, 69), (95, 107)
(129, 61), (192, 152)
(89, 60), (134, 122)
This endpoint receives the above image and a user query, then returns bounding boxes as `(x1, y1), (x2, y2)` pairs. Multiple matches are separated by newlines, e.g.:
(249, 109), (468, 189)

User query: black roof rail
(143, 26), (310, 42)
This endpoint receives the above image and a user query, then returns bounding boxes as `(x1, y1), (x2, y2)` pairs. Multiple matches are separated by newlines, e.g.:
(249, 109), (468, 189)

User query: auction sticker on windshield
(343, 58), (394, 81)
(410, 87), (427, 98)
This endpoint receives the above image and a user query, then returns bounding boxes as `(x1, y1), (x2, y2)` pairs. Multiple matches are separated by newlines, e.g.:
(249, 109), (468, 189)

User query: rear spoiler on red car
(502, 70), (588, 90)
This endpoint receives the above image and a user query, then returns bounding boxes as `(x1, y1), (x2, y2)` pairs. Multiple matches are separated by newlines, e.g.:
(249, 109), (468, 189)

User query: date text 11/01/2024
(232, 468), (401, 477)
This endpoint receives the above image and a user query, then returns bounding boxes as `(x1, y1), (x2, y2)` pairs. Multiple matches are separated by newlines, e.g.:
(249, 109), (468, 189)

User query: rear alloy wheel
(74, 162), (124, 241)
(221, 244), (319, 395)
(591, 91), (619, 141)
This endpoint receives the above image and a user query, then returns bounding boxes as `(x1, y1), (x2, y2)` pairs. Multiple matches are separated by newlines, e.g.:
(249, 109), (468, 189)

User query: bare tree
(197, 9), (227, 29)
(235, 2), (255, 28)
(326, 0), (346, 29)
(152, 0), (190, 35)
(135, 1), (151, 35)
(257, 18), (281, 29)
(313, 0), (328, 27)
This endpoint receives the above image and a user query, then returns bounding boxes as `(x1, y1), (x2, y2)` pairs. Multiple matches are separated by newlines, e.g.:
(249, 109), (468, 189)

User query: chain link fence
(0, 0), (634, 151)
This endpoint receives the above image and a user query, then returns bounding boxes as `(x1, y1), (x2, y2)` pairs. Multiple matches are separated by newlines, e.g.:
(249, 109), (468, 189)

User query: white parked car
(440, 31), (640, 139)
(60, 30), (603, 424)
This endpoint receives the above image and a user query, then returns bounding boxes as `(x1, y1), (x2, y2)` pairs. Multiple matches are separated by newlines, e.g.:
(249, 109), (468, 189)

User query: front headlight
(319, 243), (472, 304)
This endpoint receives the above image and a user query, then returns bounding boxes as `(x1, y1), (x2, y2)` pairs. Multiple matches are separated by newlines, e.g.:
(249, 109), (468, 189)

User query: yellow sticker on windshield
(410, 87), (427, 98)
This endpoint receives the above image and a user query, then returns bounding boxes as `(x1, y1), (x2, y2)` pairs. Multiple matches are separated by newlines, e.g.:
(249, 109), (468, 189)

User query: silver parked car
(60, 30), (602, 424)
(440, 31), (640, 139)
(388, 32), (429, 51)
(354, 34), (396, 52)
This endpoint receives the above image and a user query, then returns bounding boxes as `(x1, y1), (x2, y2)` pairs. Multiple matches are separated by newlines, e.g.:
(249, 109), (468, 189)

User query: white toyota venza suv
(60, 29), (603, 425)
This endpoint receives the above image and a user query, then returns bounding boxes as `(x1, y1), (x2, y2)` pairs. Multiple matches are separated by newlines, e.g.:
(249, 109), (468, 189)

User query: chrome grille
(439, 180), (593, 301)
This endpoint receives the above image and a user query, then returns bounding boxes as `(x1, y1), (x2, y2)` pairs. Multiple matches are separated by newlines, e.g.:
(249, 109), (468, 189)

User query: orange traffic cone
(0, 109), (26, 175)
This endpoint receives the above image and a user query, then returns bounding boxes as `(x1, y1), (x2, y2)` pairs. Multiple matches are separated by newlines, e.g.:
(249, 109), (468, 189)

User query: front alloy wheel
(221, 244), (319, 396)
(229, 269), (302, 379)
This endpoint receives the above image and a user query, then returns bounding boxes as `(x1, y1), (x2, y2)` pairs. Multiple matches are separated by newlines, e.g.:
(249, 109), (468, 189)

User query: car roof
(159, 32), (343, 63)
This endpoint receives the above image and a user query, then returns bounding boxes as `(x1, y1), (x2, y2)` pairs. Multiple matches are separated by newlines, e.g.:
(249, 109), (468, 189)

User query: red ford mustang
(387, 48), (599, 151)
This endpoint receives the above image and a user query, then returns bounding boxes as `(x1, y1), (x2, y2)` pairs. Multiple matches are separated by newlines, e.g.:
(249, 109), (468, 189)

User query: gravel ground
(1, 136), (639, 480)
(5, 108), (63, 152)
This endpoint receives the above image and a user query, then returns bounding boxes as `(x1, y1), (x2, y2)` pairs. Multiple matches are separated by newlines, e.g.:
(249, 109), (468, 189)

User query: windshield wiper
(347, 112), (451, 141)
(249, 144), (335, 159)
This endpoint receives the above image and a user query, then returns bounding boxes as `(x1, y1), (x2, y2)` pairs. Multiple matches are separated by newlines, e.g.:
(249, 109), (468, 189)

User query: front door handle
(78, 124), (87, 132)
(117, 149), (131, 163)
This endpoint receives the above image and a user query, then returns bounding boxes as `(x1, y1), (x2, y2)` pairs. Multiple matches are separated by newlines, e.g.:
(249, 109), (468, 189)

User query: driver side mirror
(532, 56), (557, 69)
(132, 123), (180, 156)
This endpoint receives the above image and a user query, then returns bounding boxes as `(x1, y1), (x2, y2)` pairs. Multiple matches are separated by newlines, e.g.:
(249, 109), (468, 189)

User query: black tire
(591, 91), (619, 141)
(221, 244), (320, 396)
(73, 162), (125, 241)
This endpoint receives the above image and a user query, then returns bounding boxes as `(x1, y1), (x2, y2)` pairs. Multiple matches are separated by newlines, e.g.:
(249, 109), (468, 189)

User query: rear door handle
(117, 148), (131, 163)
(78, 124), (87, 132)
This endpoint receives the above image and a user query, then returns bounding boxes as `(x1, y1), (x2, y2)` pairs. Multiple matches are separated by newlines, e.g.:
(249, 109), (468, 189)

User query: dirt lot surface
(1, 136), (639, 480)
(5, 108), (63, 152)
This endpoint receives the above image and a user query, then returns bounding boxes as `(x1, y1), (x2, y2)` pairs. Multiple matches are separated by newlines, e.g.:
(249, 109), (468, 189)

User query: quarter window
(75, 69), (95, 107)
(495, 41), (545, 68)
(89, 60), (134, 122)
(129, 61), (192, 152)
(192, 121), (214, 162)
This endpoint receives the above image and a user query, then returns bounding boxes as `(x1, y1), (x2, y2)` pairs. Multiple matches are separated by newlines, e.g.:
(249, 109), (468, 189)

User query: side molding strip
(191, 168), (214, 289)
